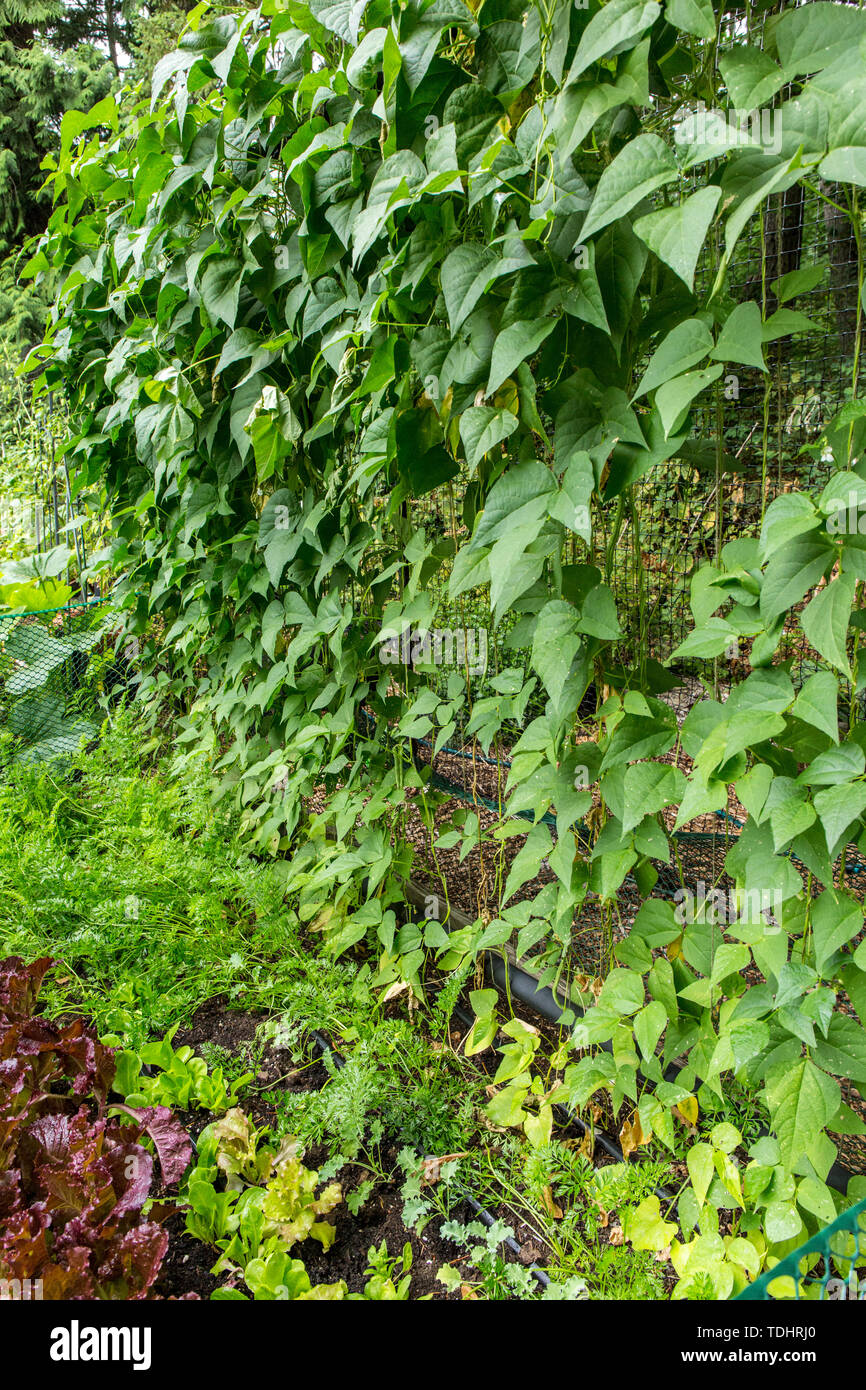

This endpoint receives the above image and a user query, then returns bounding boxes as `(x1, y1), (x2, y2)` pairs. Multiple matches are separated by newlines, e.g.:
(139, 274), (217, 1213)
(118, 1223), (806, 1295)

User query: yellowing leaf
(623, 1195), (677, 1252)
(493, 378), (520, 414)
(524, 1102), (553, 1149)
(619, 1111), (648, 1159)
(675, 1095), (699, 1126)
(540, 1185), (563, 1219)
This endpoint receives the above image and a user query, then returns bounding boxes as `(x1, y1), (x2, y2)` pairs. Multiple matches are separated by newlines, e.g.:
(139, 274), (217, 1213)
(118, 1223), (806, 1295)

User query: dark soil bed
(297, 1144), (471, 1299)
(152, 997), (525, 1300)
(155, 1162), (472, 1301)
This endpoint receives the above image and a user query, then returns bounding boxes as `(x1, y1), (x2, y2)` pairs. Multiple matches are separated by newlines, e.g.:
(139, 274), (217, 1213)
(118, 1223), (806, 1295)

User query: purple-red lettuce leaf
(0, 955), (191, 1299)
(0, 957), (53, 1021)
(110, 1103), (193, 1184)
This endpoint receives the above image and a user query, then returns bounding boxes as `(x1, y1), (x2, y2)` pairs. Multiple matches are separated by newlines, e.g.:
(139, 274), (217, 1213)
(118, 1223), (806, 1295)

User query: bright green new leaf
(633, 185), (722, 290)
(486, 1080), (529, 1127)
(711, 943), (751, 984)
(623, 1194), (677, 1252)
(581, 134), (679, 241)
(764, 1201), (802, 1244)
(60, 94), (119, 158)
(800, 571), (855, 677)
(796, 1176), (836, 1224)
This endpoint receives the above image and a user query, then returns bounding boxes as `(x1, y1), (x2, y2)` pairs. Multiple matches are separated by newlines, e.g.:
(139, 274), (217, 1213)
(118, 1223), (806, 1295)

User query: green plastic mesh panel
(736, 1196), (866, 1301)
(0, 600), (118, 768)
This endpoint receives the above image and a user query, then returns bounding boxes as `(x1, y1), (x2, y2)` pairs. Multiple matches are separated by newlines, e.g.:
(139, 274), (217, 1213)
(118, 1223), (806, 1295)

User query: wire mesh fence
(354, 1), (866, 973)
(608, 57), (862, 674)
(0, 385), (90, 568)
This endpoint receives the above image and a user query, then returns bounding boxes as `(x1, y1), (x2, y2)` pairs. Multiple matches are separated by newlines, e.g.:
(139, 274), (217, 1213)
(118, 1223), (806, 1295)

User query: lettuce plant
(114, 1025), (253, 1113)
(183, 1107), (342, 1278)
(212, 1243), (415, 1301)
(0, 956), (192, 1299)
(221, 1251), (347, 1301)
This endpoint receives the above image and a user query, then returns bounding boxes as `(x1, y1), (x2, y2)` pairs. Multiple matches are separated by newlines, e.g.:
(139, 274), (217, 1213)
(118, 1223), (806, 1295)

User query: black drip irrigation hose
(308, 1029), (551, 1290)
(363, 701), (861, 1196)
(403, 881), (676, 1204)
(448, 995), (669, 1200)
(401, 879), (855, 1199)
(479, 960), (670, 1186)
(364, 706), (866, 875)
(487, 940), (852, 1195)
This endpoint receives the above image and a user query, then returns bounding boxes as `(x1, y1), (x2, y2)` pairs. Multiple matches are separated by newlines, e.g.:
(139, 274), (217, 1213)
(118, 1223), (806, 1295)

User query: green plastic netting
(736, 1195), (866, 1301)
(0, 600), (119, 768)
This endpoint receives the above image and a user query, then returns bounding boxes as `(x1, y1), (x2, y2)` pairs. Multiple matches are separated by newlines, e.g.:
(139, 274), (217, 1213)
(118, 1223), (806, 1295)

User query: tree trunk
(105, 0), (120, 71)
(821, 181), (863, 360)
(763, 183), (805, 314)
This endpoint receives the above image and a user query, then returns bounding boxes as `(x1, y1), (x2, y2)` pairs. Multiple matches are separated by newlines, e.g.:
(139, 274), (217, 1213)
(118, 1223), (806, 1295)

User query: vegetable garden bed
(3, 0), (866, 1331)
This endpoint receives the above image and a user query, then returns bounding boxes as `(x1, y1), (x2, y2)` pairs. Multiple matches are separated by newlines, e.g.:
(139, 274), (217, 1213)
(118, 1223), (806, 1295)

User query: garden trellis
(15, 0), (866, 1298)
(0, 380), (88, 565)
